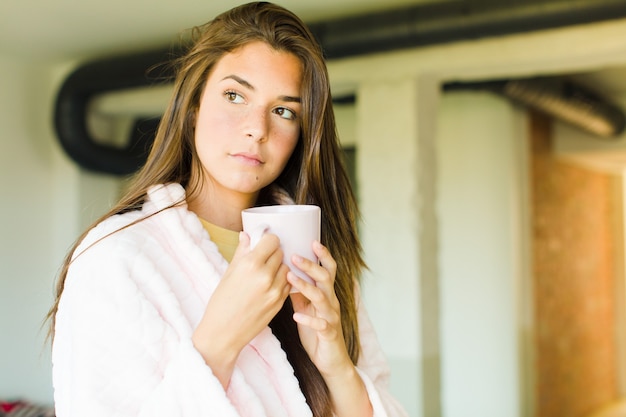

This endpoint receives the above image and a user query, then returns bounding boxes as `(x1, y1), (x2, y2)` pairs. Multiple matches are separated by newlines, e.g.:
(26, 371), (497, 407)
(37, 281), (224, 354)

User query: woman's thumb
(231, 231), (251, 261)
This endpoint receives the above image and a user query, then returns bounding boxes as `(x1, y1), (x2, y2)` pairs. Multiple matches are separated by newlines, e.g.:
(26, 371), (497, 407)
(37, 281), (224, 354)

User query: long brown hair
(48, 3), (365, 416)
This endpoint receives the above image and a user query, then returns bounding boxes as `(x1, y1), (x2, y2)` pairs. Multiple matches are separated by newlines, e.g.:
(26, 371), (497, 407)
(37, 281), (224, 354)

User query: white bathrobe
(52, 183), (408, 417)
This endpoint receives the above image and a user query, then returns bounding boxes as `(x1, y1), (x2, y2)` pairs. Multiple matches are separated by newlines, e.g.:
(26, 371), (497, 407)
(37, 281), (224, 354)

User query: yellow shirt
(199, 218), (239, 262)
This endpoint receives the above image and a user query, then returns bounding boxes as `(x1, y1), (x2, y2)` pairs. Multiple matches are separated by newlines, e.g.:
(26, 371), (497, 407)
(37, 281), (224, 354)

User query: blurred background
(4, 0), (626, 416)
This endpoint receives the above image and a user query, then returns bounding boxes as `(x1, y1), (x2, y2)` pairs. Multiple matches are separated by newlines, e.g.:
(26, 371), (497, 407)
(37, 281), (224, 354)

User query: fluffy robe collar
(145, 183), (312, 417)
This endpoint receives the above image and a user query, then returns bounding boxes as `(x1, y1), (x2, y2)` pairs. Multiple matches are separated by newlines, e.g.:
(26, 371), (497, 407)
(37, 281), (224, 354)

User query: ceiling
(0, 0), (444, 61)
(5, 0), (626, 89)
(7, 0), (626, 143)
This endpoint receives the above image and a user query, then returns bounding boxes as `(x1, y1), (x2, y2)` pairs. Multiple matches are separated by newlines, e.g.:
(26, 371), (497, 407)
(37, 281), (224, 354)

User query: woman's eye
(224, 91), (244, 103)
(274, 107), (296, 120)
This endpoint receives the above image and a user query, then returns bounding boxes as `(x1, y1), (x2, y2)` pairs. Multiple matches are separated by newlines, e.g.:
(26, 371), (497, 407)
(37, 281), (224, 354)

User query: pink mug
(242, 205), (321, 291)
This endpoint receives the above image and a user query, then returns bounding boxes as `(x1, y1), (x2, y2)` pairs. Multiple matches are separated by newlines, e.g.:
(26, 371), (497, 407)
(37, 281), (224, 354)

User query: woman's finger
(288, 271), (323, 302)
(312, 240), (337, 278)
(289, 274), (341, 341)
(291, 255), (333, 299)
(239, 232), (284, 272)
(292, 311), (329, 332)
(288, 272), (338, 319)
(230, 231), (250, 262)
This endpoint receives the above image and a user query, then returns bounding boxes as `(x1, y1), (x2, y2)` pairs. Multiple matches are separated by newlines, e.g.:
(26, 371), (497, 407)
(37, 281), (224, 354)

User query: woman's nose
(244, 106), (269, 142)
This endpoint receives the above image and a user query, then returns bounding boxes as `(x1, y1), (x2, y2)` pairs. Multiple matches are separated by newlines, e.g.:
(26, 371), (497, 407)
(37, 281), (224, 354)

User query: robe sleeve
(52, 233), (241, 417)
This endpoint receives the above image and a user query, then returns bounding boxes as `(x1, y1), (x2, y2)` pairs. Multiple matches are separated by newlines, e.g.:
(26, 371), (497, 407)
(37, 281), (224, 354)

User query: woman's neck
(187, 184), (257, 232)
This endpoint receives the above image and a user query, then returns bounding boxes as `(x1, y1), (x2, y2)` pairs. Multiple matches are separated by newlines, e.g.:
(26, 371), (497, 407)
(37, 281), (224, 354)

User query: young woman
(49, 2), (408, 417)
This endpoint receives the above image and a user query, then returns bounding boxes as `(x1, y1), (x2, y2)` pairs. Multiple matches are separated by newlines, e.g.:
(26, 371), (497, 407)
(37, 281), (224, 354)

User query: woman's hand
(192, 232), (291, 389)
(288, 241), (373, 417)
(288, 241), (351, 376)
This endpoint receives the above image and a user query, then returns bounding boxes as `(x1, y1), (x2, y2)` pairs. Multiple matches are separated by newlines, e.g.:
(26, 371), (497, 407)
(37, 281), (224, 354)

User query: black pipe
(53, 49), (176, 175)
(310, 0), (626, 59)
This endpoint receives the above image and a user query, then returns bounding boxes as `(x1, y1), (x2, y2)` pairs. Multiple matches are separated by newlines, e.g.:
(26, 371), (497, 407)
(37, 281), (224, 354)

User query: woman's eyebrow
(281, 95), (301, 104)
(222, 74), (301, 103)
(223, 74), (254, 90)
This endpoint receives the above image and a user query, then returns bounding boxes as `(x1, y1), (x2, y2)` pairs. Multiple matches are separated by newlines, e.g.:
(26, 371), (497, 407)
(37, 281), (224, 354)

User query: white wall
(437, 92), (528, 417)
(0, 54), (58, 405)
(340, 89), (530, 417)
(356, 78), (424, 416)
(0, 52), (119, 406)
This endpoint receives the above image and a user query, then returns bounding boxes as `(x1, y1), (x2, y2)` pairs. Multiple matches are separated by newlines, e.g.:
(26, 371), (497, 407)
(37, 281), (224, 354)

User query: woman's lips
(230, 152), (264, 166)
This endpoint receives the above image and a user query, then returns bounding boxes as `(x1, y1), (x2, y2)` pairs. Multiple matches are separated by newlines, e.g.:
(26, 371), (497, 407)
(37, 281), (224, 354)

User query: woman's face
(193, 41), (303, 204)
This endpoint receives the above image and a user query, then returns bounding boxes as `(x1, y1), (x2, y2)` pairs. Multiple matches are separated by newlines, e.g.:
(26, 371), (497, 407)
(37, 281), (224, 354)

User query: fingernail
(293, 254), (303, 264)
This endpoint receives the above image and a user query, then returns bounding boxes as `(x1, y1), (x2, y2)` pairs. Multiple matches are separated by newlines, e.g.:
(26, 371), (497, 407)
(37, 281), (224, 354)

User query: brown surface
(531, 111), (619, 417)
